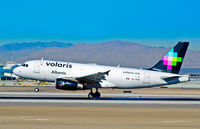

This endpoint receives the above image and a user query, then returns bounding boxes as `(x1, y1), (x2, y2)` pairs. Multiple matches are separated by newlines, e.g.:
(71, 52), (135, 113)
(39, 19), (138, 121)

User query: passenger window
(26, 64), (28, 67)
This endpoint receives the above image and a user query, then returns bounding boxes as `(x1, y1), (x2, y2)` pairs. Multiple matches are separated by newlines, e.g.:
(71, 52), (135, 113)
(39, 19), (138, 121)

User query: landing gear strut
(34, 80), (40, 92)
(88, 88), (101, 99)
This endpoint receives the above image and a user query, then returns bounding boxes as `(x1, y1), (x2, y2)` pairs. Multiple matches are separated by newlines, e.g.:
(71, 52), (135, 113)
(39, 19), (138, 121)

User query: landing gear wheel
(94, 92), (101, 98)
(34, 88), (39, 92)
(88, 92), (94, 99)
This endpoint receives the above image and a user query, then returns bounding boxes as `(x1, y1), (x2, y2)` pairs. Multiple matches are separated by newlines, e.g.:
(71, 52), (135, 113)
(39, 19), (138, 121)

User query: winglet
(105, 70), (111, 76)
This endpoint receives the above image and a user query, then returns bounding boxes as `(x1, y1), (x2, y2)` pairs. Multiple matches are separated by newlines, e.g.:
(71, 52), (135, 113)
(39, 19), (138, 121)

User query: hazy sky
(0, 0), (199, 50)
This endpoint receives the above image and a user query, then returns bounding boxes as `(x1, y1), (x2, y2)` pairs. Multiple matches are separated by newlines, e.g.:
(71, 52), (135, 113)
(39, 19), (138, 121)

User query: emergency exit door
(143, 72), (150, 84)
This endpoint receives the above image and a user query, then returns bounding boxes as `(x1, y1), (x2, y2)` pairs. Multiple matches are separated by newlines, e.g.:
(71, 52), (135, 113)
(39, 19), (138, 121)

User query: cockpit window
(22, 64), (28, 67)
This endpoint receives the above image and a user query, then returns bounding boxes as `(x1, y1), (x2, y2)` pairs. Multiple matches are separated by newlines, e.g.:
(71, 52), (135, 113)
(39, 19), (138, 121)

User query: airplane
(13, 42), (190, 98)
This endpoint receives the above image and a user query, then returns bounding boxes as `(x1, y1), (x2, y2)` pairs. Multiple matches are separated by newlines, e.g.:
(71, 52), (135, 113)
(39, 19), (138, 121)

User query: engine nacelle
(55, 78), (85, 90)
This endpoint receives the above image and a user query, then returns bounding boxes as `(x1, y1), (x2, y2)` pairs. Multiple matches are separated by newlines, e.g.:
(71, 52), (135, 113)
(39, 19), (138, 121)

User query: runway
(1, 91), (200, 129)
(1, 92), (200, 107)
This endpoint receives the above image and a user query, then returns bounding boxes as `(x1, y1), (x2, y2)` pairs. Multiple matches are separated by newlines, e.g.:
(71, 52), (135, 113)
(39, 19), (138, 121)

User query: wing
(76, 70), (110, 84)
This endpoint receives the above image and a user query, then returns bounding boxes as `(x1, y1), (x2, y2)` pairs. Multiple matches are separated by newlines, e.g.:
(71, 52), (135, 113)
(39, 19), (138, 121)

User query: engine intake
(56, 78), (85, 90)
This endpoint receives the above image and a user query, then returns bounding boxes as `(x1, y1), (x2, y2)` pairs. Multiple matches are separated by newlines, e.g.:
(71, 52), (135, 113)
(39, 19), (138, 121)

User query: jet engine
(55, 78), (86, 90)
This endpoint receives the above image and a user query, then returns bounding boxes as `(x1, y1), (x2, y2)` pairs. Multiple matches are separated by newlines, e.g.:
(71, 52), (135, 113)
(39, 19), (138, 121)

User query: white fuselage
(13, 60), (189, 89)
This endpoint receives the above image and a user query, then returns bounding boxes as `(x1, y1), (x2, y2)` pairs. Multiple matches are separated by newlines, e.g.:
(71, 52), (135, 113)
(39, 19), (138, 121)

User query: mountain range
(0, 41), (199, 68)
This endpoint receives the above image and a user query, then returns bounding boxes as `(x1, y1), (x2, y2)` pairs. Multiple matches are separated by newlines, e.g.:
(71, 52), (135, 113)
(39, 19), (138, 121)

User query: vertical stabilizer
(149, 42), (189, 74)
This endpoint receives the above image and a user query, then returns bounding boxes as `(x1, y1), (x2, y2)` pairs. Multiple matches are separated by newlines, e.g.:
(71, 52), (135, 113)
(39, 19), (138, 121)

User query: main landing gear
(88, 88), (101, 99)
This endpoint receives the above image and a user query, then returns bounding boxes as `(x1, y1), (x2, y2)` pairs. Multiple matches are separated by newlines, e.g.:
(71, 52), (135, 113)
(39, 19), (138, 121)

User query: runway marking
(162, 120), (188, 123)
(1, 92), (200, 98)
(1, 92), (200, 105)
(24, 118), (50, 121)
(1, 99), (200, 105)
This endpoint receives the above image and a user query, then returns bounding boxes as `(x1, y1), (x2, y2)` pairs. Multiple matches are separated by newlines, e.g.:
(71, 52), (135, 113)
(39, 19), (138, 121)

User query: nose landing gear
(34, 87), (40, 92)
(34, 80), (40, 92)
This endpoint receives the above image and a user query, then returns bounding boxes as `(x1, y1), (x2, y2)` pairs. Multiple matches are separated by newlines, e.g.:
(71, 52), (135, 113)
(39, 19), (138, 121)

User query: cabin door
(34, 62), (41, 73)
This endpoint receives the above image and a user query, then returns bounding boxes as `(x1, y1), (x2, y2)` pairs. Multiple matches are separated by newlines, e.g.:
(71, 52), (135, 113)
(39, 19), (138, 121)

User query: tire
(94, 92), (101, 98)
(34, 88), (39, 92)
(88, 93), (94, 99)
